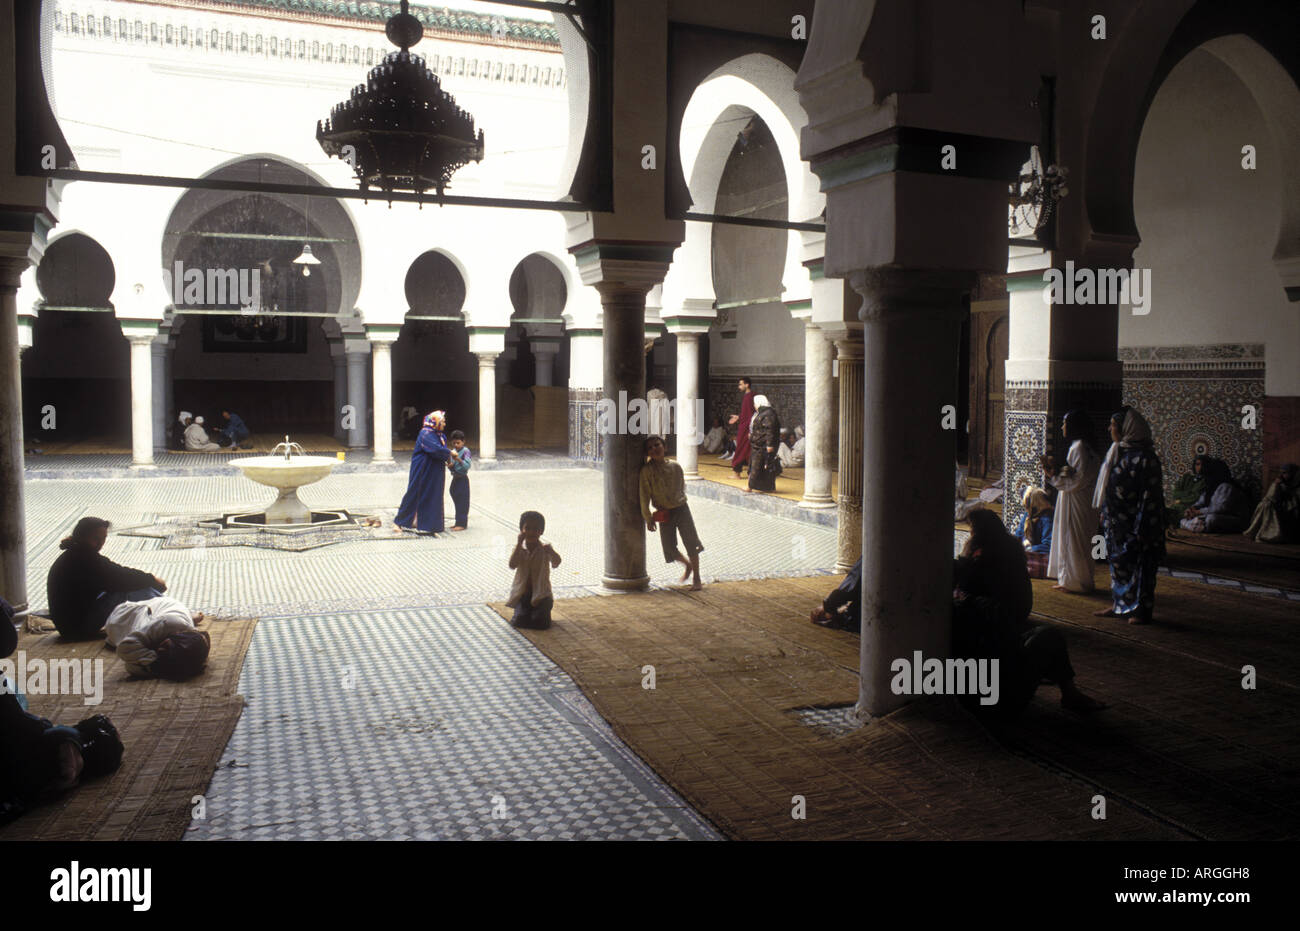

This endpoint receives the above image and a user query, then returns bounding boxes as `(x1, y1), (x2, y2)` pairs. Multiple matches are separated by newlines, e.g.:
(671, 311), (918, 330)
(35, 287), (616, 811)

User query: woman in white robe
(1042, 410), (1101, 592)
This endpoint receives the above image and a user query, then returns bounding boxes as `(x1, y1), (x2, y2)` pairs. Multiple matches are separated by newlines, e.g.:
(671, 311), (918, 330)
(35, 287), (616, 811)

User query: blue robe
(396, 428), (451, 532)
(1015, 512), (1054, 554)
(1101, 445), (1166, 616)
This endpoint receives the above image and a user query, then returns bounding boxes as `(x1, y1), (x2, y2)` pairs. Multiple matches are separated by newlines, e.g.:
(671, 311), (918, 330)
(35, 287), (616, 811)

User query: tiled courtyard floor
(23, 465), (838, 840)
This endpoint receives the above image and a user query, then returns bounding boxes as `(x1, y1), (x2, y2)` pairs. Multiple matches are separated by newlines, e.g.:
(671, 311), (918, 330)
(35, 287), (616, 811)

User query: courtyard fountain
(229, 437), (347, 530)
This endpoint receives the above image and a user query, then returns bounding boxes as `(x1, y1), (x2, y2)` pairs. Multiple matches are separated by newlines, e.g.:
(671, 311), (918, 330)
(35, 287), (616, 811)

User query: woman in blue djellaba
(395, 410), (452, 535)
(1092, 406), (1166, 624)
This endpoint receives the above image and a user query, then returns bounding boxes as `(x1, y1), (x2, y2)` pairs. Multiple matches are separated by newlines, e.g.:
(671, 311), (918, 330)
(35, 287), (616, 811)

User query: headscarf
(422, 410), (446, 432)
(750, 395), (771, 434)
(195, 416), (205, 425)
(1093, 406), (1154, 509)
(1193, 455), (1232, 499)
(178, 410), (192, 425)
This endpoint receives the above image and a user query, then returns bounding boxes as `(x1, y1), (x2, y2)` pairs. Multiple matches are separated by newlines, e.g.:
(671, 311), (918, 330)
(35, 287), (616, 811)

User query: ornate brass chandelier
(317, 1), (485, 205)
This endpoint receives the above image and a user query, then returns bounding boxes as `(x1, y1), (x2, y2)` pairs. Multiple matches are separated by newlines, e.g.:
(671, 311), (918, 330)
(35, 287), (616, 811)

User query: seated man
(183, 416), (221, 452)
(1244, 463), (1300, 544)
(777, 427), (806, 468)
(46, 517), (166, 641)
(105, 596), (210, 680)
(810, 557), (862, 632)
(700, 416), (727, 455)
(216, 410), (251, 449)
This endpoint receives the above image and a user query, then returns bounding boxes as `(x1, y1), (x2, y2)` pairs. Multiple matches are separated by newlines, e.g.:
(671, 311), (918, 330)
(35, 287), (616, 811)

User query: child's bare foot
(1092, 606), (1120, 617)
(690, 579), (702, 591)
(679, 559), (692, 583)
(192, 612), (206, 624)
(451, 526), (465, 532)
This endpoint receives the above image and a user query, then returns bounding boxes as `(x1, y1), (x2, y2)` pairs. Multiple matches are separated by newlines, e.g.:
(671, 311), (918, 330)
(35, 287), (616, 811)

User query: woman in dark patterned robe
(746, 395), (781, 493)
(1092, 407), (1166, 624)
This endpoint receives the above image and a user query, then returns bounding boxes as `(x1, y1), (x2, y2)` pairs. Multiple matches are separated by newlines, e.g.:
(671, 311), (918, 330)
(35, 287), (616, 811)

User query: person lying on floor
(46, 517), (166, 641)
(1180, 475), (1252, 534)
(951, 510), (1105, 718)
(1, 600), (124, 826)
(1244, 463), (1300, 544)
(104, 596), (210, 680)
(810, 557), (862, 632)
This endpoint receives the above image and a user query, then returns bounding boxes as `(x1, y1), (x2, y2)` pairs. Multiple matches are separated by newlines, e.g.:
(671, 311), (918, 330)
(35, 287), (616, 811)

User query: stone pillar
(0, 261), (28, 606)
(801, 321), (835, 508)
(127, 334), (156, 468)
(531, 339), (560, 387)
(851, 269), (972, 717)
(674, 332), (701, 479)
(331, 347), (347, 443)
(497, 342), (515, 386)
(164, 340), (176, 443)
(151, 337), (168, 450)
(477, 352), (499, 462)
(598, 283), (651, 590)
(833, 333), (864, 570)
(369, 332), (396, 463)
(345, 343), (370, 449)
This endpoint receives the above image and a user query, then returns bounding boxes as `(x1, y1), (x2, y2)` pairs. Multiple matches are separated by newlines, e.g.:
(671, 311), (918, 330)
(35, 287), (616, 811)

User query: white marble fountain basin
(231, 455), (339, 524)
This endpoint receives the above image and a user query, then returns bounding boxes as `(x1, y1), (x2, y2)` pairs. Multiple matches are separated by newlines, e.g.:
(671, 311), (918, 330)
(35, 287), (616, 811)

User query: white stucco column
(0, 259), (29, 606)
(368, 327), (397, 463)
(344, 340), (370, 449)
(673, 331), (702, 479)
(330, 340), (347, 443)
(477, 352), (499, 461)
(127, 333), (157, 468)
(532, 340), (560, 386)
(151, 337), (168, 450)
(800, 321), (835, 508)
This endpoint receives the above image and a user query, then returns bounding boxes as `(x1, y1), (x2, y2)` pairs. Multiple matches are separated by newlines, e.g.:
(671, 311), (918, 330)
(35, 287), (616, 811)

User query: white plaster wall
(1125, 48), (1298, 395)
(707, 300), (804, 369)
(47, 0), (579, 331)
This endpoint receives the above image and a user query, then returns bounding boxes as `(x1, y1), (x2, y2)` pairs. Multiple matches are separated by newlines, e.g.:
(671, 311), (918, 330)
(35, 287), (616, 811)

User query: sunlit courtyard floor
(22, 464), (838, 840)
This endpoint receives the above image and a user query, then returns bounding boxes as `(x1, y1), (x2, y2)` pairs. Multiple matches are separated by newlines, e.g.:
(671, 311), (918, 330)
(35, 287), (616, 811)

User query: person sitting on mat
(1, 600), (125, 826)
(216, 410), (251, 449)
(104, 596), (210, 680)
(183, 415), (221, 452)
(810, 557), (862, 632)
(1244, 463), (1300, 544)
(506, 511), (562, 630)
(953, 510), (1106, 718)
(46, 517), (166, 641)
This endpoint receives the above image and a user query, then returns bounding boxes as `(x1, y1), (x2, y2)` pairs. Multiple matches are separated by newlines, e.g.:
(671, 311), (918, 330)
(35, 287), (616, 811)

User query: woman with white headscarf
(1092, 406), (1166, 624)
(746, 395), (781, 493)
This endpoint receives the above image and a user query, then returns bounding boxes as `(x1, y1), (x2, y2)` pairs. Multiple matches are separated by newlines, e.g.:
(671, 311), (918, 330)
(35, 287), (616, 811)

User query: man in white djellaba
(1040, 410), (1101, 593)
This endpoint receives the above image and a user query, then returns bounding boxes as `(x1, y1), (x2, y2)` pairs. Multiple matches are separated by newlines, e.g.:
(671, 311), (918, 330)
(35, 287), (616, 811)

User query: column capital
(0, 255), (30, 291)
(849, 268), (975, 323)
(475, 350), (500, 365)
(569, 240), (675, 293)
(832, 331), (865, 359)
(365, 324), (401, 345)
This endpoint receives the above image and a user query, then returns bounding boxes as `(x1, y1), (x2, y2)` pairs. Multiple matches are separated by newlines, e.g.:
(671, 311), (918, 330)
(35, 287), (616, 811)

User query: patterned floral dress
(1100, 444), (1166, 617)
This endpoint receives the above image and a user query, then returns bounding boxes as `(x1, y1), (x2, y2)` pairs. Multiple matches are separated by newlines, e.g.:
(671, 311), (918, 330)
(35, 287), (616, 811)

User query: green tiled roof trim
(192, 1), (561, 44)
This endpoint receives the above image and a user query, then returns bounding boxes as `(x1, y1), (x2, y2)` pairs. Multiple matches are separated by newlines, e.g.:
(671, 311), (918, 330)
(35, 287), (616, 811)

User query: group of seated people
(699, 417), (806, 468)
(170, 410), (251, 451)
(1, 517), (212, 825)
(810, 509), (1104, 717)
(1168, 456), (1299, 543)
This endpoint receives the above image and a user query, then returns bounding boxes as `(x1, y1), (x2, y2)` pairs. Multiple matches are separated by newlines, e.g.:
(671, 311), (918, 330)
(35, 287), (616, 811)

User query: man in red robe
(728, 376), (755, 477)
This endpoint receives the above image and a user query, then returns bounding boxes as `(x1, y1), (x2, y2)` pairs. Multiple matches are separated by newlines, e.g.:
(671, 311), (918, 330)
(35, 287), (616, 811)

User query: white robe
(184, 423), (220, 451)
(105, 596), (196, 677)
(1047, 439), (1101, 592)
